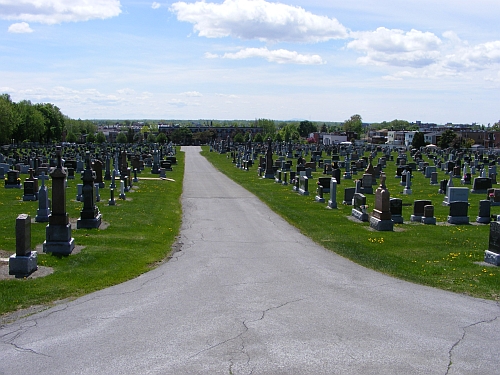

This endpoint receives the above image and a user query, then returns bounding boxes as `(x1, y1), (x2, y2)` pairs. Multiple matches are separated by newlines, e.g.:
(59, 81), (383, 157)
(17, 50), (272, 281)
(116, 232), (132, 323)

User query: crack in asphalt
(189, 298), (304, 367)
(445, 314), (500, 375)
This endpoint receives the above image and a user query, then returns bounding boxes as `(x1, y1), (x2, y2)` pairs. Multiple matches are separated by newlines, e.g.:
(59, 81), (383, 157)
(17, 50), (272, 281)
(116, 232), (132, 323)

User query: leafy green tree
(14, 100), (46, 143)
(86, 133), (96, 143)
(157, 132), (168, 144)
(133, 132), (144, 143)
(320, 123), (328, 133)
(254, 133), (263, 143)
(66, 132), (77, 143)
(126, 127), (134, 143)
(343, 114), (363, 135)
(298, 120), (316, 138)
(116, 132), (127, 144)
(96, 131), (106, 144)
(274, 132), (283, 142)
(171, 127), (193, 144)
(492, 120), (500, 130)
(257, 119), (276, 136)
(233, 133), (244, 143)
(148, 133), (158, 143)
(36, 103), (65, 143)
(438, 129), (457, 148)
(0, 94), (19, 144)
(411, 132), (426, 148)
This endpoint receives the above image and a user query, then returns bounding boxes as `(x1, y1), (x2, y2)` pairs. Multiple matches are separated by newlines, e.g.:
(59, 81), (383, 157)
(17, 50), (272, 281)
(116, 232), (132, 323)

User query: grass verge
(0, 150), (184, 317)
(201, 147), (499, 300)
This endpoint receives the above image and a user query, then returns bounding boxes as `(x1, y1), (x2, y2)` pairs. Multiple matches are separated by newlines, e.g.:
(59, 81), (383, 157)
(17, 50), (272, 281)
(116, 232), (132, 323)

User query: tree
(320, 123), (328, 133)
(257, 118), (276, 136)
(14, 100), (46, 143)
(298, 120), (316, 138)
(156, 132), (167, 144)
(133, 132), (144, 143)
(254, 133), (263, 143)
(116, 132), (127, 144)
(148, 133), (158, 143)
(492, 120), (500, 130)
(96, 131), (106, 144)
(171, 127), (192, 144)
(438, 129), (457, 148)
(411, 132), (426, 148)
(233, 133), (244, 143)
(126, 127), (134, 143)
(66, 132), (77, 143)
(36, 103), (65, 143)
(86, 133), (96, 143)
(343, 114), (363, 135)
(0, 94), (19, 144)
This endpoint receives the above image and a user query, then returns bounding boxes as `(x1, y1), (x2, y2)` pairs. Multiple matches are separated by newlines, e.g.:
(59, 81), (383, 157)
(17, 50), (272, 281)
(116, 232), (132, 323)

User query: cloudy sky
(1, 0), (499, 124)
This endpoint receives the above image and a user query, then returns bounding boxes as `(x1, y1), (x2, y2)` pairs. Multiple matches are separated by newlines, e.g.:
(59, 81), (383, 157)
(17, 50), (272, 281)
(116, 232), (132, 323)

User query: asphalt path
(0, 146), (499, 375)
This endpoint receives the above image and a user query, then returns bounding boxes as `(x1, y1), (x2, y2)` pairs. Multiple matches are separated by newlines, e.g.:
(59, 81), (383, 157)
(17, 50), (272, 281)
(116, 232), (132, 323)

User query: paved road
(1, 146), (499, 375)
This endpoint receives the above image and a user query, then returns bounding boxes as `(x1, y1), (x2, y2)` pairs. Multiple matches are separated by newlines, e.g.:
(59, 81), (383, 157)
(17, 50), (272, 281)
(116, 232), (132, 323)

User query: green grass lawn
(0, 151), (184, 316)
(202, 147), (499, 301)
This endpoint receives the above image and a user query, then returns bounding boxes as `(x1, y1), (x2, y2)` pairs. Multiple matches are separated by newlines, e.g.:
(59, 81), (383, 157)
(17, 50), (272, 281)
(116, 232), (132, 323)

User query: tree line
(0, 93), (99, 145)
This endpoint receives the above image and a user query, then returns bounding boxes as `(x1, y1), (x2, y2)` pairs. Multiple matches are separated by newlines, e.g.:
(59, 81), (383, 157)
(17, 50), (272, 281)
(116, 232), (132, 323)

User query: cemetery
(202, 140), (500, 300)
(0, 139), (499, 317)
(0, 142), (183, 315)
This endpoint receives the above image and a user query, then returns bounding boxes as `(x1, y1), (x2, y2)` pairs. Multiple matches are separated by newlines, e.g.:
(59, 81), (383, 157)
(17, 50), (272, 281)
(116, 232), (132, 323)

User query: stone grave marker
(370, 173), (393, 231)
(351, 193), (369, 222)
(476, 200), (491, 224)
(447, 201), (469, 224)
(343, 187), (355, 205)
(485, 221), (500, 266)
(9, 214), (38, 277)
(35, 172), (51, 223)
(422, 205), (436, 225)
(327, 177), (338, 209)
(411, 200), (432, 222)
(43, 147), (75, 255)
(390, 198), (404, 224)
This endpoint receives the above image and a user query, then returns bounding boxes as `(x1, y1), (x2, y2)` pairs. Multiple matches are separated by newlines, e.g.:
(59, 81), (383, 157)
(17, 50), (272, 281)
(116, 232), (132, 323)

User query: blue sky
(1, 0), (499, 124)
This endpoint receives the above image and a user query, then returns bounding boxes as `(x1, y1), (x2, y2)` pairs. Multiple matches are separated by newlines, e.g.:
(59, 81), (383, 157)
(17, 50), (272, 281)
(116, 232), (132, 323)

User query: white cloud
(443, 41), (500, 71)
(0, 0), (121, 25)
(152, 2), (161, 10)
(181, 91), (203, 97)
(204, 52), (219, 59)
(348, 27), (442, 68)
(220, 47), (325, 65)
(170, 0), (348, 43)
(7, 22), (33, 33)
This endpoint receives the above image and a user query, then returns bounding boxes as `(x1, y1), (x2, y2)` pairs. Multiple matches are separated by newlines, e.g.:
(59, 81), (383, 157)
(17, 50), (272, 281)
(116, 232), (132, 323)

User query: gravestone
(22, 169), (38, 201)
(108, 188), (116, 206)
(343, 187), (355, 205)
(43, 147), (75, 255)
(93, 159), (105, 188)
(447, 201), (469, 224)
(351, 193), (369, 222)
(476, 200), (491, 224)
(471, 177), (492, 194)
(421, 205), (436, 225)
(438, 179), (448, 194)
(315, 177), (330, 203)
(411, 200), (432, 222)
(390, 198), (404, 224)
(35, 172), (51, 223)
(370, 174), (393, 231)
(5, 170), (21, 188)
(430, 172), (438, 185)
(327, 178), (338, 209)
(9, 214), (38, 277)
(264, 138), (274, 179)
(443, 187), (469, 206)
(485, 221), (500, 266)
(403, 170), (412, 195)
(76, 154), (102, 229)
(299, 175), (309, 196)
